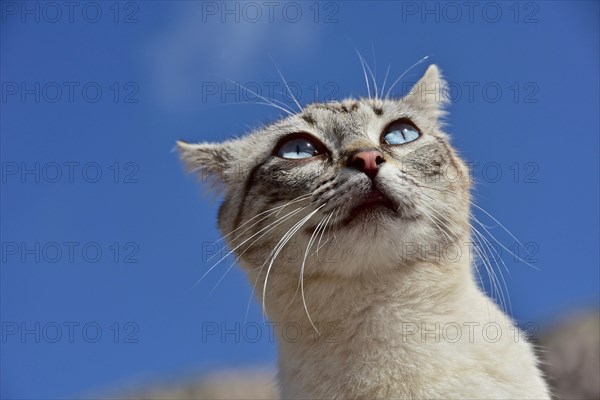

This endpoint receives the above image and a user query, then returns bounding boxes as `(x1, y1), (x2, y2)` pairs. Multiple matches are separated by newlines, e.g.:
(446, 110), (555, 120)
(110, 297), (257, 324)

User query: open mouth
(343, 189), (397, 225)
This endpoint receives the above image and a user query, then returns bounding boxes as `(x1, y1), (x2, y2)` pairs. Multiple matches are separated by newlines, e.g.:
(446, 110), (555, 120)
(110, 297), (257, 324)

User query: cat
(177, 65), (550, 399)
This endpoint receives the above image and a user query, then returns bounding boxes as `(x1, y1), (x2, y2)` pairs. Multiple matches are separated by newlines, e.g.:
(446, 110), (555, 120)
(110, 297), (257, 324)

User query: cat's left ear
(176, 140), (233, 190)
(401, 64), (448, 120)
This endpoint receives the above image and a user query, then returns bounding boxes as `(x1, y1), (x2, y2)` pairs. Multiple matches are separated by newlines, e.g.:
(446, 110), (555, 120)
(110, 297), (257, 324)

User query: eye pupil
(383, 122), (420, 145)
(276, 136), (321, 159)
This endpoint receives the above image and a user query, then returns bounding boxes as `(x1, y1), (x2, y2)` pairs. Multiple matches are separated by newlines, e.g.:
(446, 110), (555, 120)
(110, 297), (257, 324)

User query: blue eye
(383, 122), (421, 145)
(276, 137), (320, 159)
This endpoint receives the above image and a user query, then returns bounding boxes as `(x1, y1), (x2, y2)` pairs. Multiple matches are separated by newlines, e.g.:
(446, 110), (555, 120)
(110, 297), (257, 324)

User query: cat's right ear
(176, 140), (231, 190)
(401, 64), (448, 122)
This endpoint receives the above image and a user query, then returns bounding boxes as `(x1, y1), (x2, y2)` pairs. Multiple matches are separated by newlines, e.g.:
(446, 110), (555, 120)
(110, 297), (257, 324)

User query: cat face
(179, 65), (471, 277)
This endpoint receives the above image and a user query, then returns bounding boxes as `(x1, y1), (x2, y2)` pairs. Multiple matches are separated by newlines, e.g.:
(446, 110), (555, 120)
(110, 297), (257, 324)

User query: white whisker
(471, 213), (539, 270)
(385, 55), (430, 99)
(195, 205), (308, 288)
(300, 213), (331, 334)
(472, 226), (512, 315)
(207, 194), (312, 261)
(261, 204), (326, 319)
(315, 211), (335, 257)
(354, 48), (371, 99)
(268, 53), (303, 113)
(370, 42), (379, 99)
(380, 64), (391, 99)
(221, 77), (294, 116)
(471, 202), (526, 250)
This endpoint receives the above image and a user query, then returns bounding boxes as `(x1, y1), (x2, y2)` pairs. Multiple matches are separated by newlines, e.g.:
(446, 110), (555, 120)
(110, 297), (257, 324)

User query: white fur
(244, 246), (549, 399)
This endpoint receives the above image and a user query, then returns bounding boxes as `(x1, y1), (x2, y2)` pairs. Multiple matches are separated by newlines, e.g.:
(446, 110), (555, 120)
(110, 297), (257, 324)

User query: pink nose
(350, 150), (385, 177)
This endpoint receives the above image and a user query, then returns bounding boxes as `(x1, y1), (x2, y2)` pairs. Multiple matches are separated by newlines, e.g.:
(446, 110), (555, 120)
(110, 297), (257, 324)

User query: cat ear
(402, 64), (448, 119)
(176, 140), (231, 189)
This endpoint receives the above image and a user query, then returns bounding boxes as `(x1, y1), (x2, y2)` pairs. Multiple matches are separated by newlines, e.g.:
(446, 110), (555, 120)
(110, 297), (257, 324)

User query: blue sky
(1, 1), (599, 398)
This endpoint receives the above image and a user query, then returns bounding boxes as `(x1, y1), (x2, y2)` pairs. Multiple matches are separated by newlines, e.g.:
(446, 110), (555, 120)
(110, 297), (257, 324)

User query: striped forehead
(299, 99), (387, 144)
(302, 99), (384, 118)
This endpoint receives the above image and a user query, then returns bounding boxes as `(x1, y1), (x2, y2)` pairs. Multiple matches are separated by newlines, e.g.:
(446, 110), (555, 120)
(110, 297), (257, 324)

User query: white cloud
(145, 3), (321, 112)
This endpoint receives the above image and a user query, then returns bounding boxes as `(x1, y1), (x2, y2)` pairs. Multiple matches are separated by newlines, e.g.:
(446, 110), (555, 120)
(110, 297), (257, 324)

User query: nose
(349, 150), (385, 178)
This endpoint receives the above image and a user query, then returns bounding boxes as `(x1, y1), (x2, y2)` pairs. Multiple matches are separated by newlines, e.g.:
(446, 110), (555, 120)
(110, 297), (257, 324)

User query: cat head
(179, 65), (471, 278)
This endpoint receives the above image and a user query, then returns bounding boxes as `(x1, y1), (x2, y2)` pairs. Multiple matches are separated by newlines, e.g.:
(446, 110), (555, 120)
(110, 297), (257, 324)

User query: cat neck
(255, 249), (485, 398)
(244, 235), (552, 400)
(258, 237), (476, 327)
(264, 257), (476, 333)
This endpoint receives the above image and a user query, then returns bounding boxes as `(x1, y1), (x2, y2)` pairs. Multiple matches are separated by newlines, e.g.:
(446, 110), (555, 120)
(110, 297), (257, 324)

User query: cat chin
(341, 205), (422, 228)
(303, 223), (426, 276)
(233, 206), (449, 278)
(318, 199), (421, 233)
(340, 205), (397, 228)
